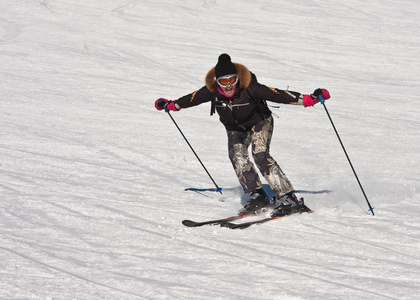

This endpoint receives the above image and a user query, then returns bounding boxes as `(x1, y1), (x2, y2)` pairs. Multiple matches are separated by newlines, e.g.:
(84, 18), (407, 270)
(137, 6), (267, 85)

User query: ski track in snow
(1, 0), (419, 299)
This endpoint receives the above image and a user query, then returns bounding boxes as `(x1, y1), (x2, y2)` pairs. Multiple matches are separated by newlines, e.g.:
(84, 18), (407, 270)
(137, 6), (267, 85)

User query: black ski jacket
(175, 62), (304, 131)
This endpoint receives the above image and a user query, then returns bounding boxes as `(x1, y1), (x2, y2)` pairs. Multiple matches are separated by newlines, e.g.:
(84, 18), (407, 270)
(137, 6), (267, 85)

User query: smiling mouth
(226, 84), (235, 92)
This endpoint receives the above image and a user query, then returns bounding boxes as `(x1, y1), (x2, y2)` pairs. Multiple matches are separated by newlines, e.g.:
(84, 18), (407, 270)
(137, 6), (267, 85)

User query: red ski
(220, 209), (313, 229)
(182, 213), (261, 227)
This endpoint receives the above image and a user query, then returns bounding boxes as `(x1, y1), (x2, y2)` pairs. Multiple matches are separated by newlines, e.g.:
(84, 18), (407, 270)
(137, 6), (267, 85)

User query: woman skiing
(155, 53), (330, 217)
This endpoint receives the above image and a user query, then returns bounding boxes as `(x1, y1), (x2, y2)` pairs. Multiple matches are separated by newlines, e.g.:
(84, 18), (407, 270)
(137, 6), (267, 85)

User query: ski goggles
(216, 74), (239, 87)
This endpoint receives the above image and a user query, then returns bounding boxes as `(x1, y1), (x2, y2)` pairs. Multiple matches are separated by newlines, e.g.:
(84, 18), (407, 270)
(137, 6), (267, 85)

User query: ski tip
(232, 223), (251, 229)
(182, 220), (199, 227)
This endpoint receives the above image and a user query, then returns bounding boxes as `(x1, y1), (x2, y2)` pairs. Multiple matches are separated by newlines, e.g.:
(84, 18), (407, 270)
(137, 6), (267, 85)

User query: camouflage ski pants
(227, 115), (295, 198)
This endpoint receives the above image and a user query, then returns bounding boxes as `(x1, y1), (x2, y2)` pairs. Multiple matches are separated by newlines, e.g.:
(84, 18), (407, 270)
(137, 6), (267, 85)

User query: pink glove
(155, 98), (168, 110)
(303, 88), (330, 107)
(155, 98), (179, 111)
(303, 95), (318, 107)
(166, 101), (179, 111)
(313, 88), (330, 102)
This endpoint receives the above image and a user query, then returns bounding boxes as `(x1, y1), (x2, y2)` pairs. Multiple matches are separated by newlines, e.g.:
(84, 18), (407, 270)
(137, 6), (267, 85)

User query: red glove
(155, 98), (179, 111)
(303, 88), (330, 107)
(155, 98), (168, 110)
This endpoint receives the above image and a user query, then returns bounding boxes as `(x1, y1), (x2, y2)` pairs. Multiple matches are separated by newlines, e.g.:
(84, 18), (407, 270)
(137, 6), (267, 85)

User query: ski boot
(270, 192), (311, 217)
(238, 188), (271, 216)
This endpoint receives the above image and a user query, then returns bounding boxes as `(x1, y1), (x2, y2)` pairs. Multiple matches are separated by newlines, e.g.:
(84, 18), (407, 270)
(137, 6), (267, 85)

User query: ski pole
(166, 110), (223, 194)
(318, 95), (374, 215)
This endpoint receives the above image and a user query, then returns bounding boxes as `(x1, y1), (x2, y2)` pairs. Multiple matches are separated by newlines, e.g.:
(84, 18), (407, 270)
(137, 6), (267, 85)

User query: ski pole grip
(318, 94), (325, 104)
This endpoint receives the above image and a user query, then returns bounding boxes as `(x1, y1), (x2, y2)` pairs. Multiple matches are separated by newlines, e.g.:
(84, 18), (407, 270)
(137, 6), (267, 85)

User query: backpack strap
(210, 95), (217, 116)
(244, 87), (268, 112)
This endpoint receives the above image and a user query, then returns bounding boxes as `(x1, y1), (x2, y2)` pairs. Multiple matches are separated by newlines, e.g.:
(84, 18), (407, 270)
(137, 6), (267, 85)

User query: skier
(155, 53), (330, 217)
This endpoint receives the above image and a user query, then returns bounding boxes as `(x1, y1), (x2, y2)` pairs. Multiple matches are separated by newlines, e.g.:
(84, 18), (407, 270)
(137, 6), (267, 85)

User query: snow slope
(1, 0), (419, 299)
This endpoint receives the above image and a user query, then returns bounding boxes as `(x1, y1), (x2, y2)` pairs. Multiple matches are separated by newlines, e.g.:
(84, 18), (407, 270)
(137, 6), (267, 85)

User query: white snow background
(1, 0), (419, 299)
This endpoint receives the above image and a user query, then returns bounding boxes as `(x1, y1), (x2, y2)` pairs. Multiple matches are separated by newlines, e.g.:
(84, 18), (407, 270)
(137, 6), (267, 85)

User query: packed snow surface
(1, 0), (419, 299)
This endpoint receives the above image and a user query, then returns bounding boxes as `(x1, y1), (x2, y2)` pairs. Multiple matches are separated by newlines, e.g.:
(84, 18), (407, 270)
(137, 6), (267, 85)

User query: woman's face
(217, 74), (238, 97)
(220, 82), (237, 97)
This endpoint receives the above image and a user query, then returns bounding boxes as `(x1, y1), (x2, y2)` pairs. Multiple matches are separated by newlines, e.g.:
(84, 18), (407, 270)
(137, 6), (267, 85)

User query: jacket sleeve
(175, 86), (215, 109)
(250, 80), (304, 105)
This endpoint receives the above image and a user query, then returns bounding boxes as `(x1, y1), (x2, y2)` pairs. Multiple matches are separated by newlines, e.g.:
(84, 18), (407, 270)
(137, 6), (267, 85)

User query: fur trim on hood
(205, 63), (252, 93)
